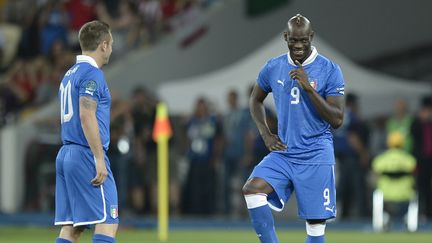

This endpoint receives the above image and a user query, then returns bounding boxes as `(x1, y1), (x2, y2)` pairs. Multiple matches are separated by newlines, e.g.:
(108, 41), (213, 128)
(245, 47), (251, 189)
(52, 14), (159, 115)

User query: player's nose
(293, 42), (304, 49)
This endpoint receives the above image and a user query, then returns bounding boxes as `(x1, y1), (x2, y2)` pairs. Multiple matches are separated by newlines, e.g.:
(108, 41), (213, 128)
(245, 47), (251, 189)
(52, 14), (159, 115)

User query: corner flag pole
(152, 102), (172, 242)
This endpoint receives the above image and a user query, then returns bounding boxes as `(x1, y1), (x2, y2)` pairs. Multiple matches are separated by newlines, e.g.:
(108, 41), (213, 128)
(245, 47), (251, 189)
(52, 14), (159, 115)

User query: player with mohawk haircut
(242, 14), (345, 243)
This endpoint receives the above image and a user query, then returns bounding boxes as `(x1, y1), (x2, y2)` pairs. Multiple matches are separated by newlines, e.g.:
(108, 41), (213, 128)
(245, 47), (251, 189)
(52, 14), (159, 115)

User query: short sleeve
(257, 62), (272, 93)
(79, 69), (104, 102)
(325, 64), (345, 97)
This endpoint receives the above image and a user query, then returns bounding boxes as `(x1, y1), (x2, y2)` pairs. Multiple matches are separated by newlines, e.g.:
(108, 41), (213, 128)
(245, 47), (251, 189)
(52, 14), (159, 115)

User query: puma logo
(325, 206), (335, 213)
(277, 80), (285, 87)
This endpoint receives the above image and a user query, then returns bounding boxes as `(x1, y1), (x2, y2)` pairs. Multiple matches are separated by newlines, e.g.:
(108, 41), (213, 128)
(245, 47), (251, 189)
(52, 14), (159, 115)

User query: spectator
(16, 3), (40, 60)
(333, 93), (370, 219)
(171, 0), (203, 31)
(38, 0), (69, 55)
(182, 97), (223, 215)
(33, 63), (54, 106)
(222, 89), (250, 215)
(47, 39), (74, 71)
(3, 60), (38, 109)
(0, 11), (22, 69)
(386, 98), (413, 152)
(161, 0), (178, 22)
(127, 87), (157, 214)
(369, 115), (388, 158)
(138, 0), (162, 44)
(372, 132), (416, 228)
(411, 95), (432, 220)
(97, 0), (140, 54)
(64, 0), (97, 32)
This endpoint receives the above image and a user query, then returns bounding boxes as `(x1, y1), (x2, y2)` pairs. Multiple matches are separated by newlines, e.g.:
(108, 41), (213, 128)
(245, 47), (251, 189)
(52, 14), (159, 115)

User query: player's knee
(60, 225), (85, 241)
(305, 220), (326, 236)
(242, 182), (253, 195)
(242, 182), (261, 195)
(242, 178), (270, 195)
(72, 226), (86, 238)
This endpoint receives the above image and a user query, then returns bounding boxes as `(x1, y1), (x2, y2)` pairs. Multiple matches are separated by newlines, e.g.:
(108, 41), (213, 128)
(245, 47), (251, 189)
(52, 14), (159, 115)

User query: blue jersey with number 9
(59, 55), (111, 151)
(256, 47), (345, 164)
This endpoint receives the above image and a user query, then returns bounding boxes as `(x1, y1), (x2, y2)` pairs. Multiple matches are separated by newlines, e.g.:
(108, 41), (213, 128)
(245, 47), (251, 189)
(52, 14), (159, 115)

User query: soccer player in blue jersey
(242, 14), (345, 243)
(54, 20), (119, 243)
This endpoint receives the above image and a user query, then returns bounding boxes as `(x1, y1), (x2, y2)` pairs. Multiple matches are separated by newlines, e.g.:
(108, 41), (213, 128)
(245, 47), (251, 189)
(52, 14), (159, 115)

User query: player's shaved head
(287, 14), (313, 33)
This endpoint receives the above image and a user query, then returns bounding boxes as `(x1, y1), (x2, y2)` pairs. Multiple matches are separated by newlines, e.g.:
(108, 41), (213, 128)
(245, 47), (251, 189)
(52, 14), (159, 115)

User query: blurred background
(0, 0), (432, 242)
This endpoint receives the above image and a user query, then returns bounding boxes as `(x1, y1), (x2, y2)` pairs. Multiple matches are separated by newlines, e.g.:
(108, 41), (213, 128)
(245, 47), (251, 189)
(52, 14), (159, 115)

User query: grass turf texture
(0, 227), (430, 243)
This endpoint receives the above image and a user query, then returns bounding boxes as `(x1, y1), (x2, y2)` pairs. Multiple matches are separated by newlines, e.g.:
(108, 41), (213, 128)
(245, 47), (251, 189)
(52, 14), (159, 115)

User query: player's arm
(308, 94), (344, 129)
(249, 84), (287, 151)
(79, 96), (107, 186)
(290, 60), (344, 129)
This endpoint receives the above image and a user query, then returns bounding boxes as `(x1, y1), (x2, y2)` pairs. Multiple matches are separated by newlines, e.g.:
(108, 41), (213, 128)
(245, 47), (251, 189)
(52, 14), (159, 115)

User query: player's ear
(310, 31), (314, 41)
(101, 40), (108, 52)
(283, 32), (288, 41)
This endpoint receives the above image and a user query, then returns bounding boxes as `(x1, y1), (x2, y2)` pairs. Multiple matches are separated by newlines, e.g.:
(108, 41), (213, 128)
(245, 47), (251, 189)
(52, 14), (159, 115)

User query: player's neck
(81, 52), (103, 68)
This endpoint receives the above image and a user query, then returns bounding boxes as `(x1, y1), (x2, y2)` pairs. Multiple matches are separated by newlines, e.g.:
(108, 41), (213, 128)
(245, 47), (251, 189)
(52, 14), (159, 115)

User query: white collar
(76, 55), (99, 68)
(287, 46), (318, 67)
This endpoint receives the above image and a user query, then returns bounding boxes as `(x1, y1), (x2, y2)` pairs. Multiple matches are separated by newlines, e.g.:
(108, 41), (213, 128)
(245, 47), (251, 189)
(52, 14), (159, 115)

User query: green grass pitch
(0, 227), (431, 243)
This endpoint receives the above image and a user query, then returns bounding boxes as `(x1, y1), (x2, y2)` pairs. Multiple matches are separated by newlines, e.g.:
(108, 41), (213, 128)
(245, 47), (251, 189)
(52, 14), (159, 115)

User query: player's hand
(289, 60), (313, 93)
(91, 158), (108, 186)
(262, 133), (287, 151)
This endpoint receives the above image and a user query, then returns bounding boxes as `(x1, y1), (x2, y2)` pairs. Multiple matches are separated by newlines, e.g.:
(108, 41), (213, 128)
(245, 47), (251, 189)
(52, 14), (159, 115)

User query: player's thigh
(94, 223), (118, 238)
(293, 164), (336, 220)
(248, 152), (294, 210)
(62, 146), (98, 198)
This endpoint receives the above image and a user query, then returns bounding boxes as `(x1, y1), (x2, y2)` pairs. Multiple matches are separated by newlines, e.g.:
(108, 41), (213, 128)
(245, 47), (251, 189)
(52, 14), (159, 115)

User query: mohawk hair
(295, 14), (302, 24)
(287, 14), (312, 31)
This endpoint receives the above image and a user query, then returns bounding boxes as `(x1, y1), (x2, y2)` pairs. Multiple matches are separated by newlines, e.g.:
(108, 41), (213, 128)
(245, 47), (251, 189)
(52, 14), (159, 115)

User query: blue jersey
(59, 55), (111, 151)
(257, 47), (345, 164)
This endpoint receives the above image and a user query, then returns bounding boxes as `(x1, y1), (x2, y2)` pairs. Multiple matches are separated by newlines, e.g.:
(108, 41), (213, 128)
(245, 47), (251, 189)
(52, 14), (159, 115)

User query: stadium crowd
(0, 0), (216, 126)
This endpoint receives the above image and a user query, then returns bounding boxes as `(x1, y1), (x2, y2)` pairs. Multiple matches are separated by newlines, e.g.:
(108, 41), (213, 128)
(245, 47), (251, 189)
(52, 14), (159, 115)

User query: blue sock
(306, 235), (325, 243)
(55, 238), (72, 243)
(92, 234), (116, 243)
(248, 205), (278, 243)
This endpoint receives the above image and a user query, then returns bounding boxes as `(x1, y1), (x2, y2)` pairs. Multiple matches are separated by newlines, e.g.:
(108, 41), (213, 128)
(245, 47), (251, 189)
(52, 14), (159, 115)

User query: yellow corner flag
(153, 102), (172, 242)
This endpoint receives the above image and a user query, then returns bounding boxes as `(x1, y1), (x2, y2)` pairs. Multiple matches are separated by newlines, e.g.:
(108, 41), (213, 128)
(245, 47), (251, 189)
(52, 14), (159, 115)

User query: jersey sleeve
(256, 62), (272, 93)
(325, 64), (345, 97)
(78, 69), (105, 102)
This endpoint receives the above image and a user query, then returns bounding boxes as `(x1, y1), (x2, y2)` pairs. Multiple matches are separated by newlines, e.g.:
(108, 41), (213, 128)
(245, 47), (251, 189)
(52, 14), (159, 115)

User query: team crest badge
(84, 80), (97, 96)
(309, 80), (317, 90)
(110, 205), (118, 219)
